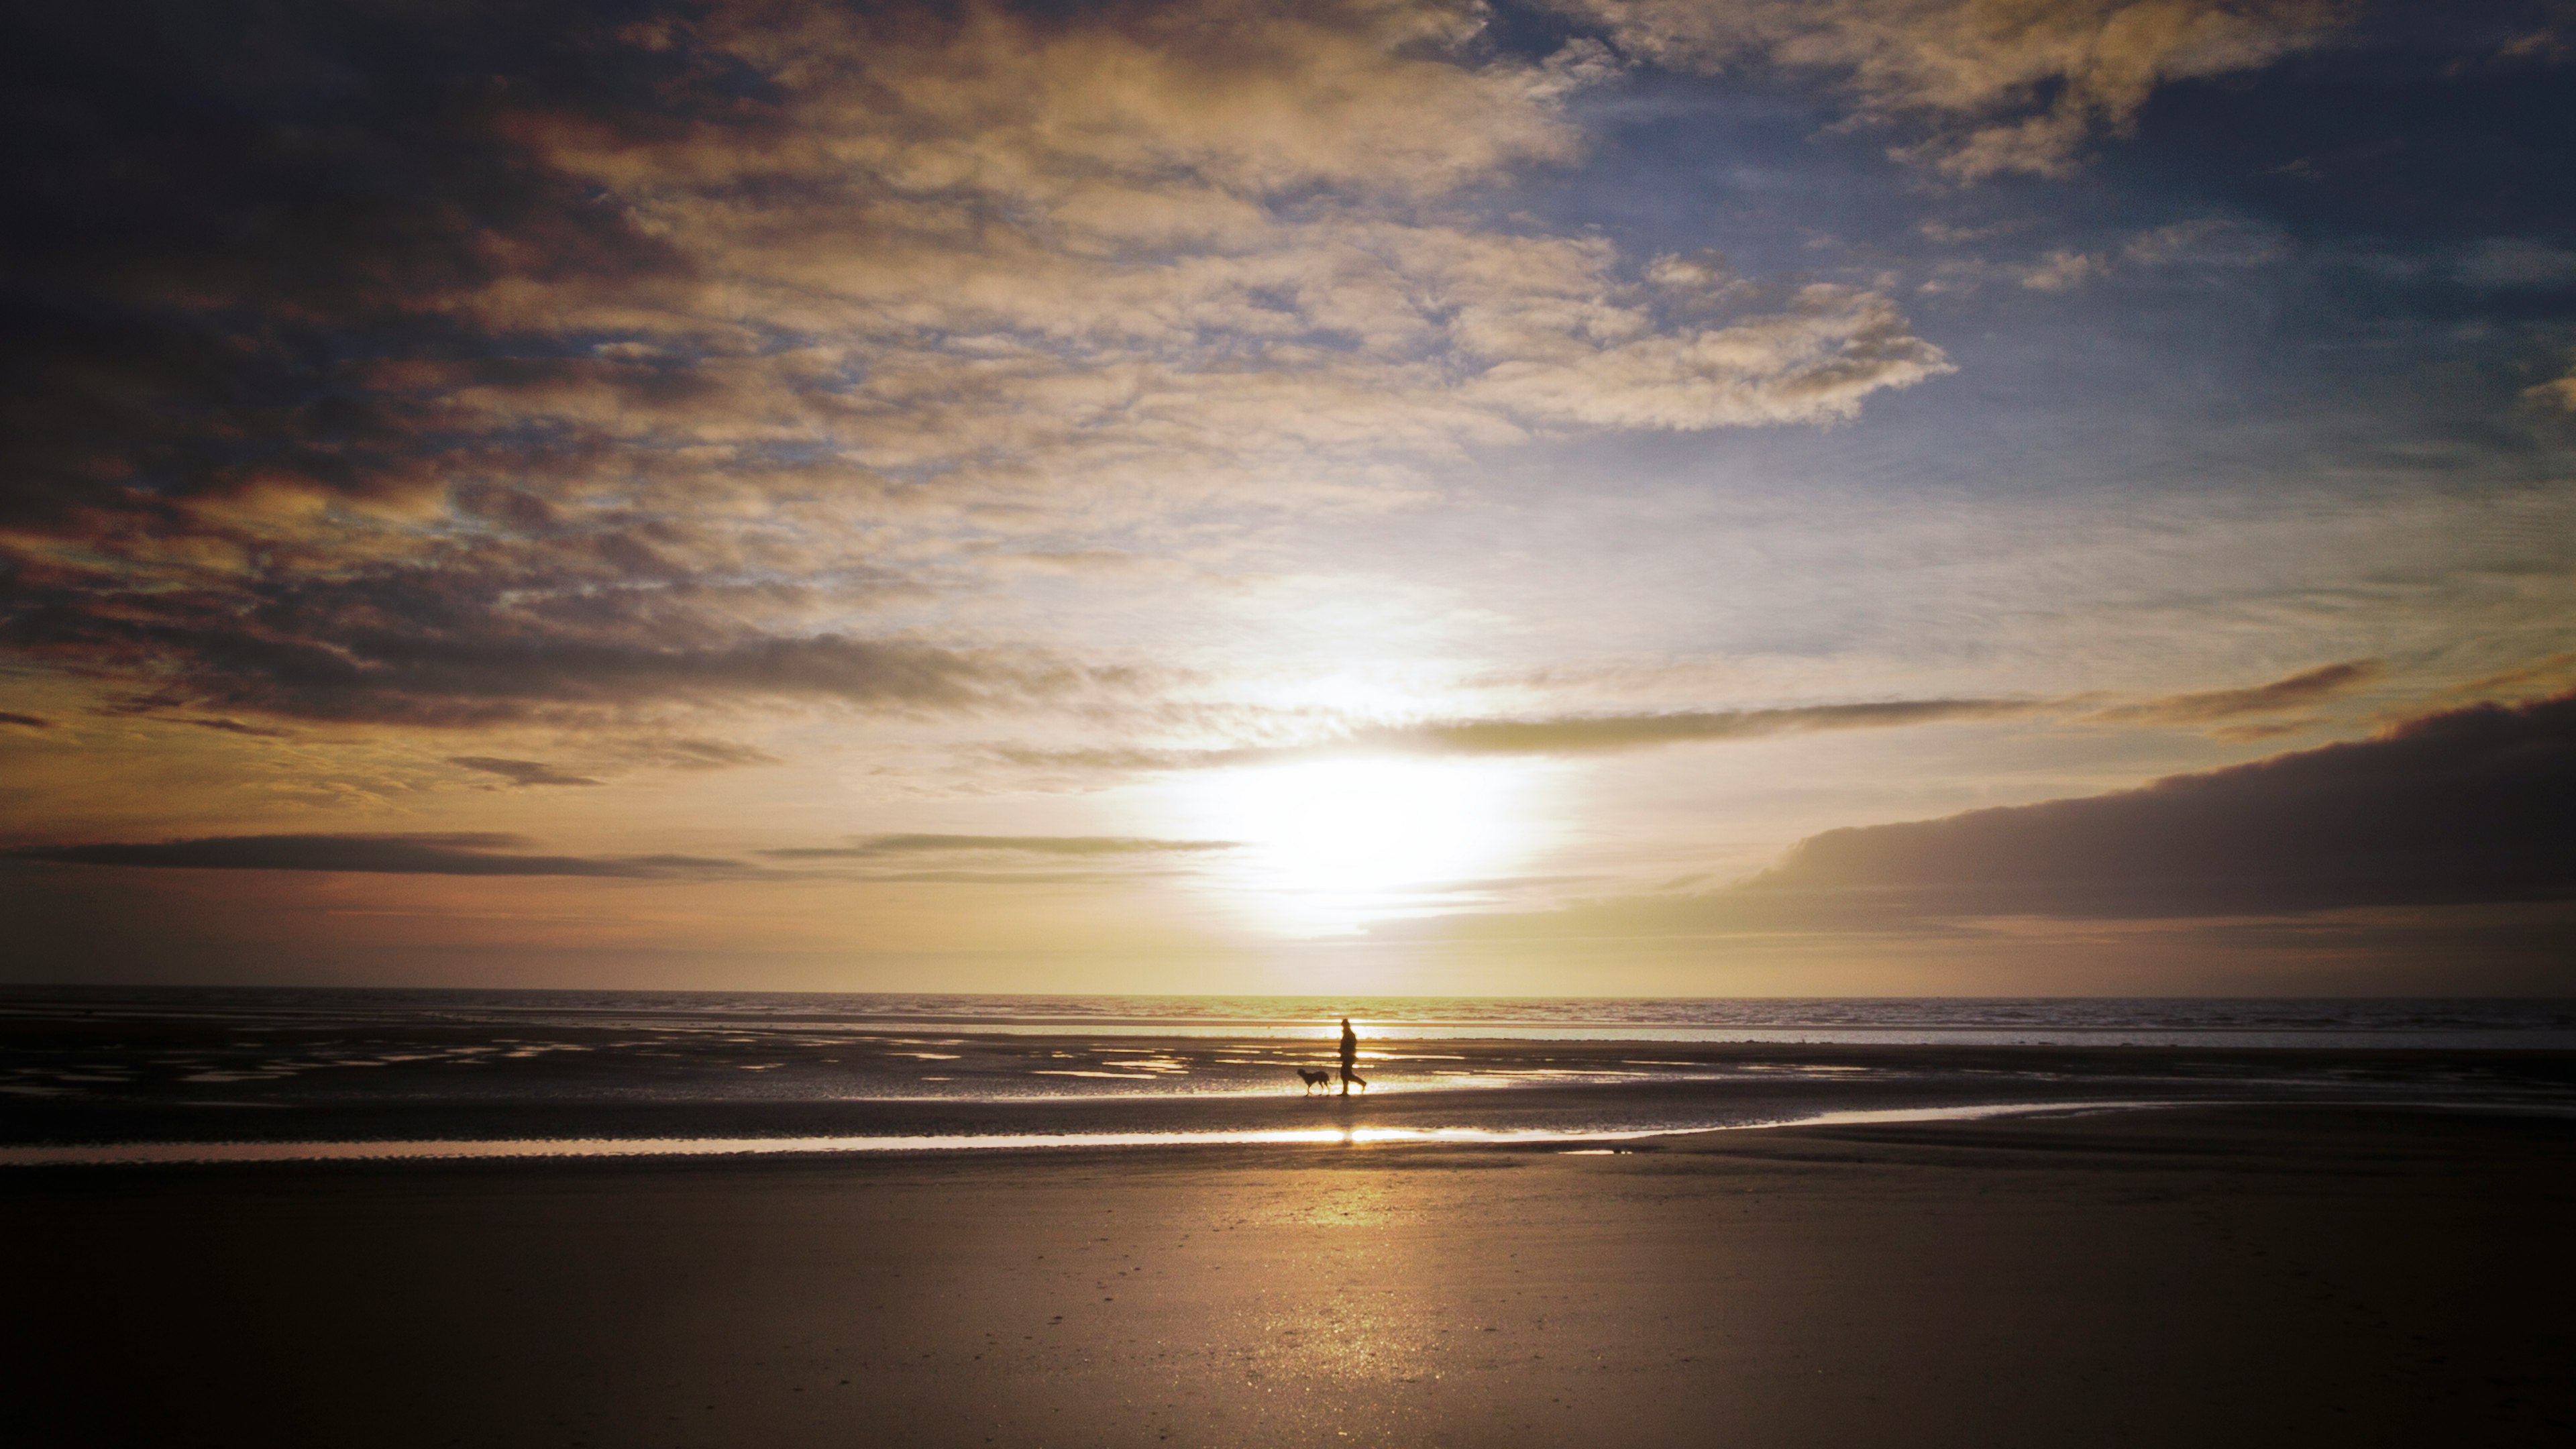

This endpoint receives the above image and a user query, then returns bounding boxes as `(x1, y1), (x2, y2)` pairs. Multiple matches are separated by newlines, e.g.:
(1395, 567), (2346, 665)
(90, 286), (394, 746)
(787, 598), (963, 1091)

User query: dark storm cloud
(1427, 691), (2576, 940)
(448, 756), (606, 788)
(763, 835), (1239, 859)
(0, 0), (1012, 729)
(1752, 690), (2576, 915)
(0, 0), (808, 728)
(13, 833), (769, 879)
(0, 1), (690, 527)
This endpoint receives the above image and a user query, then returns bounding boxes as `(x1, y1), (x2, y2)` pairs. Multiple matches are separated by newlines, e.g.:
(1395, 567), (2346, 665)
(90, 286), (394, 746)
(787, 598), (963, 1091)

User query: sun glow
(1170, 755), (1546, 934)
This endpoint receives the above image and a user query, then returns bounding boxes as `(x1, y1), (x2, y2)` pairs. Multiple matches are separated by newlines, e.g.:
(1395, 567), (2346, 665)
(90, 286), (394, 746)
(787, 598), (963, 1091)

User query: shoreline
(13, 1092), (2576, 1169)
(10, 1036), (2575, 1158)
(0, 1095), (2169, 1167)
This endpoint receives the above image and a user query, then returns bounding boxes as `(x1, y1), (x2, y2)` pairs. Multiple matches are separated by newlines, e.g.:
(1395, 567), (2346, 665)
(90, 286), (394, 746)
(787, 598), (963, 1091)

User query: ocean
(5, 987), (2573, 1165)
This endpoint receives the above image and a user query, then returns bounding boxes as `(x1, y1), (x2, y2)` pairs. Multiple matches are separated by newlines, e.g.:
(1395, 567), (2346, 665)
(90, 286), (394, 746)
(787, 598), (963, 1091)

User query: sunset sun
(1173, 755), (1546, 932)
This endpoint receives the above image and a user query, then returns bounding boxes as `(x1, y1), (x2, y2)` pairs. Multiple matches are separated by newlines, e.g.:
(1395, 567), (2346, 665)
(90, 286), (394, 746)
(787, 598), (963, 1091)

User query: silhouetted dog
(1297, 1069), (1332, 1094)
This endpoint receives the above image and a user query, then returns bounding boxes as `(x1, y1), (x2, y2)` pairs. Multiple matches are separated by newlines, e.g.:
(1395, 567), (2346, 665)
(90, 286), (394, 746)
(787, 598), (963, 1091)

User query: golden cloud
(2082, 659), (2384, 728)
(2, 0), (1951, 736)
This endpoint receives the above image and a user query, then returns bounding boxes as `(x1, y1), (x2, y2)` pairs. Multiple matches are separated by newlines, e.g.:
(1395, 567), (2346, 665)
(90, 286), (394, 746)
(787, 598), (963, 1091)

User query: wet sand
(11, 1028), (2575, 1150)
(7, 1104), (2573, 1448)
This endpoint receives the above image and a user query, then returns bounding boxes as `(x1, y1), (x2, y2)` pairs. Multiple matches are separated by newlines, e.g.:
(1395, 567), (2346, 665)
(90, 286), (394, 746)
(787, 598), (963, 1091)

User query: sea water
(3, 988), (2570, 1164)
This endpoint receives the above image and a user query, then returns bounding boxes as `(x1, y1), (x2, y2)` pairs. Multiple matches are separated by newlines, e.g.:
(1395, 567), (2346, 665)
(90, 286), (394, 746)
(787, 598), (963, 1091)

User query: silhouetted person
(1338, 1016), (1367, 1095)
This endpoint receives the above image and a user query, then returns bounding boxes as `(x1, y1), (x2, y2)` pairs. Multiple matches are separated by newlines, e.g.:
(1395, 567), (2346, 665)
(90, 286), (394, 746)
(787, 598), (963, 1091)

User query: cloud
(1943, 218), (2287, 294)
(629, 737), (785, 771)
(13, 833), (768, 879)
(1004, 696), (2043, 769)
(2443, 653), (2576, 702)
(0, 712), (56, 729)
(2082, 659), (2382, 727)
(2529, 357), (2576, 411)
(753, 832), (1242, 887)
(0, 0), (1947, 735)
(1559, 0), (2342, 178)
(2019, 250), (2105, 290)
(1429, 690), (2576, 938)
(2121, 217), (2292, 268)
(1752, 689), (2576, 915)
(447, 756), (607, 788)
(2200, 716), (2324, 742)
(13, 828), (1226, 885)
(1462, 278), (1953, 429)
(848, 869), (1198, 885)
(1383, 698), (2041, 753)
(2487, 22), (2573, 68)
(3, 590), (1093, 723)
(2453, 237), (2576, 290)
(171, 716), (292, 739)
(763, 834), (1238, 859)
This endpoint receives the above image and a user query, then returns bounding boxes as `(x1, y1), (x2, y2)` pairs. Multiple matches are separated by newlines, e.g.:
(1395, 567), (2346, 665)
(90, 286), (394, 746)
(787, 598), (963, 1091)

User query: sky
(3, 0), (2573, 996)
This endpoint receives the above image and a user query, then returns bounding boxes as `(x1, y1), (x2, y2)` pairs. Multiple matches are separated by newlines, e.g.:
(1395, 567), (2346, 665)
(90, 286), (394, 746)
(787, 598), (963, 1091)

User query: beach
(9, 1104), (2573, 1448)
(8, 989), (2574, 1159)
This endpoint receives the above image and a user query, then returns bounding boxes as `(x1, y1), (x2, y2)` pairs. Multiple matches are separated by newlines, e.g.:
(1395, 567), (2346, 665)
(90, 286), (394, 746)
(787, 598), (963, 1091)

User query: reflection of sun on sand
(18, 1107), (2572, 1446)
(1171, 755), (1545, 932)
